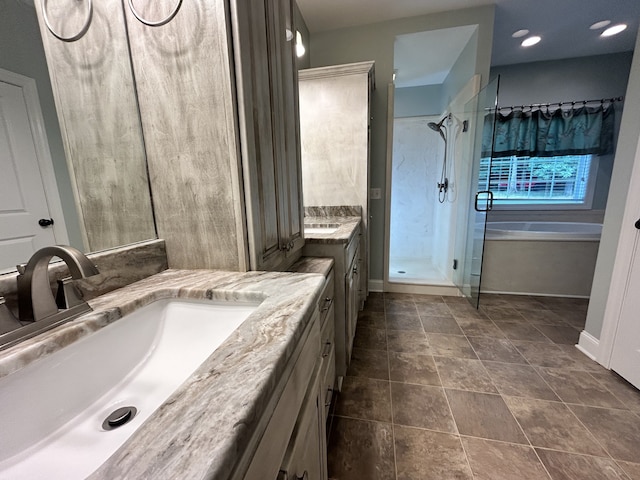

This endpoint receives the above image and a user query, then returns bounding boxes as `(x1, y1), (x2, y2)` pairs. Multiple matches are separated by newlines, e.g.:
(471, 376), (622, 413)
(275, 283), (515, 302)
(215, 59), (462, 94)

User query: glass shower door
(453, 77), (499, 307)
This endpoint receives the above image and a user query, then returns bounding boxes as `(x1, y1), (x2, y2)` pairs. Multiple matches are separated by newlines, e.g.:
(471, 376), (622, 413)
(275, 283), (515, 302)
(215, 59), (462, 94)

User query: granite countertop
(304, 216), (361, 244)
(288, 256), (334, 277)
(0, 269), (325, 480)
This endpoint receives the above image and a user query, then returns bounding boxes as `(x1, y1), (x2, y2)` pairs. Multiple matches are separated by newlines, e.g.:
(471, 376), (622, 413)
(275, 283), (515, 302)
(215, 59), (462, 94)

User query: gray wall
(489, 52), (633, 217)
(586, 33), (640, 339)
(0, 1), (83, 250)
(442, 28), (478, 108)
(394, 85), (443, 117)
(309, 5), (496, 282)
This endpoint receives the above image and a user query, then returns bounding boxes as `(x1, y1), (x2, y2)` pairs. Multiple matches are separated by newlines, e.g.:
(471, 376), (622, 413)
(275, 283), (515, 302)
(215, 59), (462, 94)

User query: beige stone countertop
(0, 269), (325, 480)
(303, 216), (360, 244)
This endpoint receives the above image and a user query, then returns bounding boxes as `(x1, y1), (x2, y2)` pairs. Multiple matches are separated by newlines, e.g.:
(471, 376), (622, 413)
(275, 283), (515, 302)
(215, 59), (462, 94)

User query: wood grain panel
(34, 0), (156, 252)
(125, 0), (246, 270)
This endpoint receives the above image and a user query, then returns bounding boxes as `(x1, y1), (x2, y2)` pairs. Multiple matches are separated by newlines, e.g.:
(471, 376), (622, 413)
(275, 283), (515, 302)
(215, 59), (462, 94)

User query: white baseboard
(369, 279), (384, 292)
(577, 330), (600, 361)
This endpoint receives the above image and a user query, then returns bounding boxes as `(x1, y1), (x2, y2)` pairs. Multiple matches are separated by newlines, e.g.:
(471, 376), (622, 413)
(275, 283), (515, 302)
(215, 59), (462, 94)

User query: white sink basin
(0, 298), (259, 479)
(305, 226), (339, 235)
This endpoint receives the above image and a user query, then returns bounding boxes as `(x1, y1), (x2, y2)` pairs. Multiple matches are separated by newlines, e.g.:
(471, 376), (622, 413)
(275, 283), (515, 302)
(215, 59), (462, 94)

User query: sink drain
(102, 406), (137, 430)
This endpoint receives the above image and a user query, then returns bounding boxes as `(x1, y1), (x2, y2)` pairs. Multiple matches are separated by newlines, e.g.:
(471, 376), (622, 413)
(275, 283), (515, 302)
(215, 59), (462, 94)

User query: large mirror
(0, 0), (156, 273)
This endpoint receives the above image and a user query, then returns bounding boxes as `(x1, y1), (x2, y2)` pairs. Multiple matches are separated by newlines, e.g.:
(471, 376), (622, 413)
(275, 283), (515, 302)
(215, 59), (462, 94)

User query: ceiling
(296, 0), (640, 67)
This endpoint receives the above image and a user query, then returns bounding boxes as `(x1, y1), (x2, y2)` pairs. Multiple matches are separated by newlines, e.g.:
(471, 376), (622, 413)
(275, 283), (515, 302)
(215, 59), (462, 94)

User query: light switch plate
(370, 188), (381, 200)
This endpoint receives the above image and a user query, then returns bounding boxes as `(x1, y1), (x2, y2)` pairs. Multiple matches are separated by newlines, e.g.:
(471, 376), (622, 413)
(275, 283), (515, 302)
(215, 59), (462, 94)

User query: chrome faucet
(17, 245), (99, 322)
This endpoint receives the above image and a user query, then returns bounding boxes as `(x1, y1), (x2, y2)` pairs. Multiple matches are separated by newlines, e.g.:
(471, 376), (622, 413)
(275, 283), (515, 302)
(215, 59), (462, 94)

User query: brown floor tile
(537, 368), (625, 409)
(385, 312), (424, 332)
(335, 376), (391, 423)
(446, 389), (528, 444)
(434, 356), (498, 393)
(535, 449), (629, 480)
(496, 322), (552, 342)
(427, 334), (477, 359)
(516, 308), (567, 325)
(483, 361), (560, 401)
(385, 301), (418, 315)
(420, 315), (463, 335)
(556, 345), (606, 373)
(618, 461), (640, 480)
(479, 294), (513, 307)
(327, 416), (395, 480)
(412, 294), (445, 304)
(394, 425), (472, 480)
(387, 330), (430, 355)
(504, 396), (606, 456)
(442, 295), (470, 304)
(447, 303), (489, 319)
(455, 317), (506, 338)
(358, 310), (386, 329)
(501, 296), (546, 309)
(347, 348), (389, 380)
(462, 437), (550, 480)
(363, 297), (385, 313)
(391, 383), (456, 433)
(534, 325), (580, 345)
(467, 336), (528, 364)
(554, 309), (588, 329)
(416, 302), (452, 317)
(590, 371), (640, 412)
(511, 341), (580, 368)
(353, 326), (387, 351)
(389, 351), (440, 386)
(481, 306), (526, 322)
(384, 292), (413, 301)
(569, 404), (640, 463)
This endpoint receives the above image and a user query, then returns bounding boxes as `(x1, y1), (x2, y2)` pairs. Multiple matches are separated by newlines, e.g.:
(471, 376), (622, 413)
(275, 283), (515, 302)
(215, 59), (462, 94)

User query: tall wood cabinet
(36, 0), (304, 272)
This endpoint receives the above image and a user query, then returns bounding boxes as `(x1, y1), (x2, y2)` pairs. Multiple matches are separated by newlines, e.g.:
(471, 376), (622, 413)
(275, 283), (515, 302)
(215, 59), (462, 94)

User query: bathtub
(485, 222), (602, 241)
(481, 222), (602, 297)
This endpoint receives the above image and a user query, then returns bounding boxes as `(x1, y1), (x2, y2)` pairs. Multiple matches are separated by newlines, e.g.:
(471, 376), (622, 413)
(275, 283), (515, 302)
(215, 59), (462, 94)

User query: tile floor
(326, 292), (640, 480)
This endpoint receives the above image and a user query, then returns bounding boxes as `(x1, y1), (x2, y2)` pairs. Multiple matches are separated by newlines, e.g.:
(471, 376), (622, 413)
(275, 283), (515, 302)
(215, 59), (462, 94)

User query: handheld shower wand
(428, 114), (451, 202)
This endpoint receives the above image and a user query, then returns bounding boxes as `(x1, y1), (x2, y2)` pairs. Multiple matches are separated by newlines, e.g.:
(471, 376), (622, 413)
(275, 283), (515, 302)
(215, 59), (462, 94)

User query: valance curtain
(482, 104), (615, 157)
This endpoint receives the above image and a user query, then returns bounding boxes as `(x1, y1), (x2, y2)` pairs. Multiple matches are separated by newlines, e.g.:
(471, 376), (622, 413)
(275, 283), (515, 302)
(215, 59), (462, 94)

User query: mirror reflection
(0, 0), (156, 273)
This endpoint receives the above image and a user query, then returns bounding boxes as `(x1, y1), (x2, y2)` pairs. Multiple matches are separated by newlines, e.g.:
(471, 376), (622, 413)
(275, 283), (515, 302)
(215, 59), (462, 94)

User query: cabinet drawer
(320, 302), (335, 420)
(345, 231), (359, 270)
(242, 313), (320, 480)
(318, 270), (334, 330)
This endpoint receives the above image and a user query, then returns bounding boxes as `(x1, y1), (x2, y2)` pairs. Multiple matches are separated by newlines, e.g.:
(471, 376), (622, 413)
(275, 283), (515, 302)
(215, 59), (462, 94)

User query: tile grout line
(384, 293), (399, 480)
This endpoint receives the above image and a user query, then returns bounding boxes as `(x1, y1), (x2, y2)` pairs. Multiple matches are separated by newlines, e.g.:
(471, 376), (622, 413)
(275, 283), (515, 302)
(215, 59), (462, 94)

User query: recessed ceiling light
(521, 36), (542, 47)
(590, 20), (611, 30)
(512, 29), (530, 38)
(602, 24), (628, 37)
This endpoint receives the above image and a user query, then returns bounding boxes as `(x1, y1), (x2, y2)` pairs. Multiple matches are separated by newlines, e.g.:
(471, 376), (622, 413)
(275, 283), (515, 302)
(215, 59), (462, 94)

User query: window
(478, 154), (597, 209)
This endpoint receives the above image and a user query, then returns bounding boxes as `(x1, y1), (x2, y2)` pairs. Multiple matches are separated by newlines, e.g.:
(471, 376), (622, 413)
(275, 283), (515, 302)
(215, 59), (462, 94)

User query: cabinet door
(345, 248), (360, 364)
(266, 0), (304, 262)
(231, 0), (284, 271)
(278, 377), (326, 480)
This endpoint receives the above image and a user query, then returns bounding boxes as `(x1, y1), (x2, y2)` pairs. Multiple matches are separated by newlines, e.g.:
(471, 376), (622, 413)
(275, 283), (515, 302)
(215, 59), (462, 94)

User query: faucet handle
(55, 277), (85, 310)
(16, 263), (26, 275)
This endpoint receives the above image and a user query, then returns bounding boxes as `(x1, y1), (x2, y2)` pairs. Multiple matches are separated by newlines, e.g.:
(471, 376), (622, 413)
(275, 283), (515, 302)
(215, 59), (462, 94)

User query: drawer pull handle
(322, 341), (332, 357)
(321, 297), (333, 312)
(325, 388), (333, 408)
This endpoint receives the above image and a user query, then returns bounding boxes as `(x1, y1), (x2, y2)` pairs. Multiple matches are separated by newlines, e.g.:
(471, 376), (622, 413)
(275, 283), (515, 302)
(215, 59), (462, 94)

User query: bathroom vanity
(0, 266), (335, 480)
(303, 213), (362, 386)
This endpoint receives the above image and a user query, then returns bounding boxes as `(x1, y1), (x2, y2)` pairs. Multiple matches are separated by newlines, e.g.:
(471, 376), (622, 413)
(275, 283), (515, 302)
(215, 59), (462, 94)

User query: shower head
(428, 115), (449, 142)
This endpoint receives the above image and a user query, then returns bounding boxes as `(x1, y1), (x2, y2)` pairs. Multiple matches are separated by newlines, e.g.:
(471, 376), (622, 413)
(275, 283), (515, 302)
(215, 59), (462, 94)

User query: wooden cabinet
(37, 0), (304, 272)
(303, 225), (361, 387)
(299, 62), (374, 302)
(232, 0), (304, 271)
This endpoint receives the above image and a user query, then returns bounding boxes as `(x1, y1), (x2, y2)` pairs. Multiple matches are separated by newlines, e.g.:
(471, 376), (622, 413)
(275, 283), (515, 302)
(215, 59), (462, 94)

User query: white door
(0, 72), (67, 271)
(610, 227), (640, 389)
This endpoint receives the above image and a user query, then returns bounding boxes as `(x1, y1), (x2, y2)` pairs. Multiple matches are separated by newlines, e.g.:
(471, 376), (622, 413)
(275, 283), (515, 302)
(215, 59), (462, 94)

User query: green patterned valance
(483, 105), (615, 157)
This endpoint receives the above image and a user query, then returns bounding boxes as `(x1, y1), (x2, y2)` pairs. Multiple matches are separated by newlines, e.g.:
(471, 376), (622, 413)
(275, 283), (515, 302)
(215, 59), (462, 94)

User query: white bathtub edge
(577, 330), (600, 361)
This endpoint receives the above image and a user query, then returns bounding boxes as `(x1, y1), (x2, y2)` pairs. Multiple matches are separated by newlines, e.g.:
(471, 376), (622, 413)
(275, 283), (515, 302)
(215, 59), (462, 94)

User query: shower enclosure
(386, 76), (499, 304)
